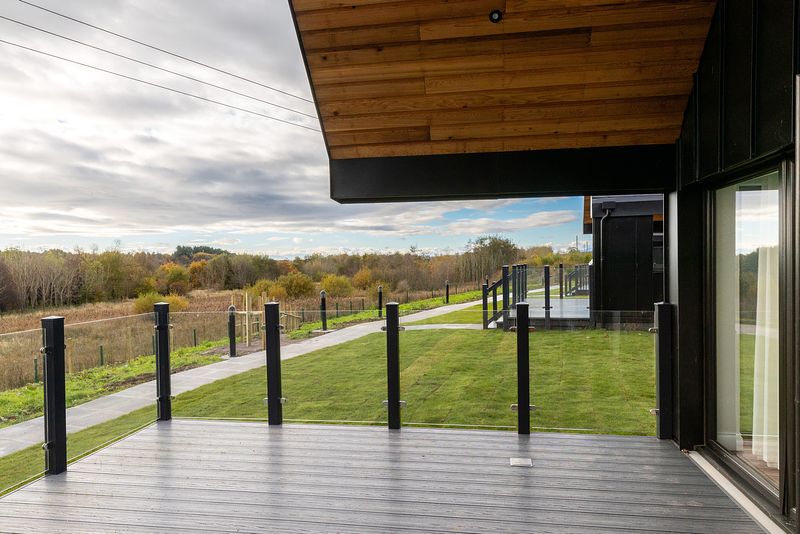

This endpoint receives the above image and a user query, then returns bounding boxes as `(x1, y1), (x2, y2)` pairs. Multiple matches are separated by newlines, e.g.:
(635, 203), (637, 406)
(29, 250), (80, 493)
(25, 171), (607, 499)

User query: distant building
(584, 195), (664, 313)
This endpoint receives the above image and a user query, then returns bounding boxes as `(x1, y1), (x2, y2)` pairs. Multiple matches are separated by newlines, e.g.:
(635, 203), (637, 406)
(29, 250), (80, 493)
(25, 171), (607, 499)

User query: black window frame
(701, 155), (796, 525)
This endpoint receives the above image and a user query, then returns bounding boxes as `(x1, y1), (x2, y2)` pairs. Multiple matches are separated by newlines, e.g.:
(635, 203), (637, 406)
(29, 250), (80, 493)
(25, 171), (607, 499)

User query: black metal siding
(679, 0), (796, 185)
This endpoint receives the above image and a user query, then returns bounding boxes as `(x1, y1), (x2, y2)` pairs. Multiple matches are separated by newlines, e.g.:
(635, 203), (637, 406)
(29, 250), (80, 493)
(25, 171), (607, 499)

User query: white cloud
(0, 1), (582, 253)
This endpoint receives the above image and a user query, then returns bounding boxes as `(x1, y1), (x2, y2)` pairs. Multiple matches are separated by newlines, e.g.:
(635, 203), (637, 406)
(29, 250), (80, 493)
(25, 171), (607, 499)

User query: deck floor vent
(509, 457), (532, 468)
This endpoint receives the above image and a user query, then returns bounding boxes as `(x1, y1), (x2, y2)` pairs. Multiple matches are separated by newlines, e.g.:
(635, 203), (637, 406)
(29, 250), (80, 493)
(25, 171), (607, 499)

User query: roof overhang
(289, 0), (715, 202)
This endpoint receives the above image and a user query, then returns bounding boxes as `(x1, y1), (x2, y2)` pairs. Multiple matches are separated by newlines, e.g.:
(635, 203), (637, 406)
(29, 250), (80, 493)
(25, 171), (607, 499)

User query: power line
(0, 14), (317, 119)
(17, 0), (314, 105)
(0, 38), (321, 132)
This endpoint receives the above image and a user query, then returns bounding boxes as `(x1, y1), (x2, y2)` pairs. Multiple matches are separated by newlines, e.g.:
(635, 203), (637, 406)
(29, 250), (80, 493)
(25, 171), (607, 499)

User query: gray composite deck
(0, 420), (762, 533)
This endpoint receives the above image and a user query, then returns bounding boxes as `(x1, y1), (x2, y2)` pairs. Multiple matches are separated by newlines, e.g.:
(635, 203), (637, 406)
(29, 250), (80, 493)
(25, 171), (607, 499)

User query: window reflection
(715, 171), (780, 487)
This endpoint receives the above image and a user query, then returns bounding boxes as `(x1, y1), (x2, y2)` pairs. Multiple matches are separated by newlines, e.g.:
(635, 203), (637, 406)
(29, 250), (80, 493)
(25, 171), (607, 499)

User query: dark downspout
(598, 203), (615, 324)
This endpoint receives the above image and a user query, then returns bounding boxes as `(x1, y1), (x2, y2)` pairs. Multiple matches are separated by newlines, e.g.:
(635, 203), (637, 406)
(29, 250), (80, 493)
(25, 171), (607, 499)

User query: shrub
(132, 292), (189, 314)
(276, 272), (315, 298)
(154, 262), (190, 295)
(351, 268), (372, 289)
(247, 279), (287, 301)
(320, 274), (353, 297)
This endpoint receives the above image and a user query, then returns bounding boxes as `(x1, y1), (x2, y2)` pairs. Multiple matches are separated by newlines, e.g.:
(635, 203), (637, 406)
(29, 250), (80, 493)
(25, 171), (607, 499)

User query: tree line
(0, 237), (591, 312)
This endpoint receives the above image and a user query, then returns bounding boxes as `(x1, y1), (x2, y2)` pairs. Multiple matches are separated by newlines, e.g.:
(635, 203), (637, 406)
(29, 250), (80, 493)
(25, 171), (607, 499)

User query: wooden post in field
(245, 292), (251, 347)
(261, 293), (267, 350)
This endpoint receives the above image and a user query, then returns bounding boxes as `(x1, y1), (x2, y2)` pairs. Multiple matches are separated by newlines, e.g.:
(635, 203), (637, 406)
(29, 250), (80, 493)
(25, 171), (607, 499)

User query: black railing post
(559, 263), (564, 299)
(543, 265), (551, 330)
(385, 302), (401, 430)
(588, 264), (596, 327)
(377, 285), (383, 318)
(492, 281), (498, 317)
(154, 302), (172, 421)
(515, 303), (531, 435)
(227, 305), (237, 358)
(481, 282), (489, 329)
(654, 302), (674, 439)
(511, 264), (518, 307)
(445, 280), (450, 304)
(522, 264), (527, 298)
(265, 302), (283, 425)
(501, 265), (510, 331)
(320, 290), (328, 331)
(41, 316), (66, 474)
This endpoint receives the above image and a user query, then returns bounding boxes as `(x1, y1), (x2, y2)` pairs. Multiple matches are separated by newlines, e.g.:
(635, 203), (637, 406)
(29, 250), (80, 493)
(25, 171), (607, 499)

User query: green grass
(288, 289), (482, 339)
(405, 303), (483, 325)
(0, 342), (223, 428)
(173, 328), (655, 435)
(739, 333), (756, 434)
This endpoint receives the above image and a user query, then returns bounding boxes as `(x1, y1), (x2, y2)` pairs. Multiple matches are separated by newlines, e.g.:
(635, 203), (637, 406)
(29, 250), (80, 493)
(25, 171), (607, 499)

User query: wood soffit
(290, 0), (716, 160)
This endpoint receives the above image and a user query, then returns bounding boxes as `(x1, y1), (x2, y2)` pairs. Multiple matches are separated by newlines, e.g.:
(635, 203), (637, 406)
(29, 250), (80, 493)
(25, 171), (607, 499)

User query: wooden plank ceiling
(291, 0), (716, 160)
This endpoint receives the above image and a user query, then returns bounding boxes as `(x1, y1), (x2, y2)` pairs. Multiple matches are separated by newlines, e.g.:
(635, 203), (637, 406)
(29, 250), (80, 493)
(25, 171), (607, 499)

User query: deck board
(0, 420), (763, 533)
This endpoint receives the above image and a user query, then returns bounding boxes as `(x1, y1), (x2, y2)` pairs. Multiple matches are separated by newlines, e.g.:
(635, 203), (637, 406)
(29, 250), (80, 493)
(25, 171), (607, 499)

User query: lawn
(172, 328), (655, 434)
(0, 343), (223, 428)
(287, 289), (482, 339)
(1, 327), (656, 495)
(405, 303), (483, 325)
(739, 333), (755, 434)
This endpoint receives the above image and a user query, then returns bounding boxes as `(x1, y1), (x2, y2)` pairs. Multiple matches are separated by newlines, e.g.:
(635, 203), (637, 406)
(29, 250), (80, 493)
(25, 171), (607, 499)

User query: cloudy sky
(0, 0), (588, 258)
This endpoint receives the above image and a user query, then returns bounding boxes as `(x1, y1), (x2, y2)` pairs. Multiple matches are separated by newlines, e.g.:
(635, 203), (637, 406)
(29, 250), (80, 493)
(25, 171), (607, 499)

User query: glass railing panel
(529, 310), (656, 436)
(280, 309), (387, 426)
(63, 315), (157, 465)
(0, 328), (46, 494)
(400, 310), (514, 430)
(169, 311), (241, 367)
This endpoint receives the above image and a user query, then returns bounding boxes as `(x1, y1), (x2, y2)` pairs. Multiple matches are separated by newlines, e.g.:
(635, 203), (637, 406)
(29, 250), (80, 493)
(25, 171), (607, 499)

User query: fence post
(515, 303), (531, 435)
(653, 303), (674, 439)
(543, 265), (551, 330)
(154, 302), (172, 421)
(320, 290), (328, 331)
(377, 285), (383, 318)
(41, 316), (67, 474)
(523, 264), (528, 297)
(265, 302), (283, 425)
(511, 265), (518, 307)
(335, 301), (339, 318)
(501, 265), (510, 331)
(445, 280), (450, 303)
(34, 356), (39, 383)
(228, 305), (237, 358)
(481, 282), (489, 329)
(588, 264), (596, 327)
(385, 302), (401, 430)
(99, 345), (104, 366)
(559, 263), (564, 299)
(192, 329), (197, 347)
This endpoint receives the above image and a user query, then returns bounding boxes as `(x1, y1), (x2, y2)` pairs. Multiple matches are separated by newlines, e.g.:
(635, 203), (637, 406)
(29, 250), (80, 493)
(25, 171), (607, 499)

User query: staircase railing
(565, 264), (590, 296)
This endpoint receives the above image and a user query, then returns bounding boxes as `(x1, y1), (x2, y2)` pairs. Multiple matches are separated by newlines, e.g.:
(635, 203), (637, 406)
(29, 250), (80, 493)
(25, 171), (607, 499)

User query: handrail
(486, 278), (503, 293)
(482, 263), (523, 330)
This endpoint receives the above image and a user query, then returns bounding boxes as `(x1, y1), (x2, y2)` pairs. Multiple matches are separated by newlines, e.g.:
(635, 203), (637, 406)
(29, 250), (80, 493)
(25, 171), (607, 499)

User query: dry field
(0, 285), (473, 391)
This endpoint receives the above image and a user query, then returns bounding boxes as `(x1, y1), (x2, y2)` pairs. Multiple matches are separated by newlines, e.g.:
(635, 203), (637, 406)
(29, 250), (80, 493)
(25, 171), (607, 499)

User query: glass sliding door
(715, 171), (781, 488)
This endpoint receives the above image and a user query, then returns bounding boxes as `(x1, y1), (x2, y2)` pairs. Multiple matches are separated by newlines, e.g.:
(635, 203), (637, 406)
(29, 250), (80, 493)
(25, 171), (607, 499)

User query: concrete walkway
(0, 300), (481, 457)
